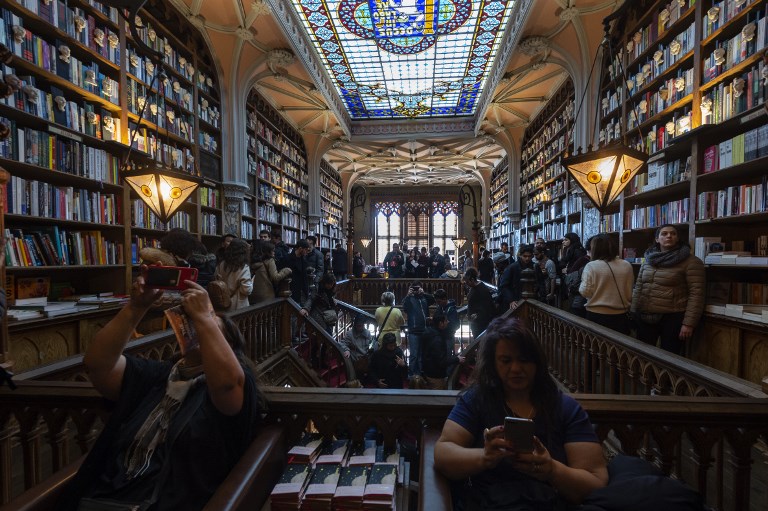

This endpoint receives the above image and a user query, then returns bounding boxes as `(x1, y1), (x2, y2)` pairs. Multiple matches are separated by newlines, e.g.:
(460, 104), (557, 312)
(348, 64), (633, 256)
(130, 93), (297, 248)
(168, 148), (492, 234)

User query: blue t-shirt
(447, 388), (597, 466)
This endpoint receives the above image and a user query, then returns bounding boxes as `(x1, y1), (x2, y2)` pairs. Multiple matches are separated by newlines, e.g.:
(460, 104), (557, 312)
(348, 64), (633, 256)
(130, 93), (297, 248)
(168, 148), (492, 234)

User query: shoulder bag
(376, 306), (395, 345)
(605, 261), (631, 321)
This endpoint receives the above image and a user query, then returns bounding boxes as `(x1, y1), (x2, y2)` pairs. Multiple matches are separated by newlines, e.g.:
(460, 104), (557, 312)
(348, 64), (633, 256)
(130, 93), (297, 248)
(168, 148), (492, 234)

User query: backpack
(207, 279), (233, 310)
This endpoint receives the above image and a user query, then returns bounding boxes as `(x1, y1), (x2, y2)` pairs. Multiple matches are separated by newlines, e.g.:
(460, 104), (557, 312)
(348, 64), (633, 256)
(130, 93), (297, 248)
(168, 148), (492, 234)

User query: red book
(703, 146), (718, 174)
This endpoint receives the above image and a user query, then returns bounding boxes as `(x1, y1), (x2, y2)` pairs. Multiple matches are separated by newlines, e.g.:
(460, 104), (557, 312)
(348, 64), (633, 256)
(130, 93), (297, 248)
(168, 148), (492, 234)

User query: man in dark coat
(383, 243), (404, 278)
(271, 232), (290, 269)
(305, 236), (324, 284)
(331, 242), (348, 281)
(429, 247), (445, 278)
(285, 239), (311, 306)
(498, 245), (534, 312)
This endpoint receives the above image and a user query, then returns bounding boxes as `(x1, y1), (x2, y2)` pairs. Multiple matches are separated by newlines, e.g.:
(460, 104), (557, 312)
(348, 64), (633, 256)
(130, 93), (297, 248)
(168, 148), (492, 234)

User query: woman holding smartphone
(434, 317), (607, 509)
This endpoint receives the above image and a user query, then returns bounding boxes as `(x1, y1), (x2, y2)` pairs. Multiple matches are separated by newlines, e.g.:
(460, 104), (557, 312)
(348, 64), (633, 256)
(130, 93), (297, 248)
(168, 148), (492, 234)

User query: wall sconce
(456, 183), (480, 262)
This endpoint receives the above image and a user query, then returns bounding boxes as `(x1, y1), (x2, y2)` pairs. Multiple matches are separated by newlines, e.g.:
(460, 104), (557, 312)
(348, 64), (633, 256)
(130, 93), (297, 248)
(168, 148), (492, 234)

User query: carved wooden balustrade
(1, 385), (767, 510)
(451, 301), (767, 399)
(336, 278), (466, 308)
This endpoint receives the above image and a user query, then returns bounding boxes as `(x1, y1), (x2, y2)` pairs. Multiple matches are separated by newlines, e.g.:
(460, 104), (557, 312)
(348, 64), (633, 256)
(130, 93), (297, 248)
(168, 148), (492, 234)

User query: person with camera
(301, 273), (338, 335)
(383, 243), (404, 278)
(60, 277), (261, 511)
(433, 317), (607, 509)
(421, 312), (466, 389)
(402, 280), (434, 377)
(368, 333), (408, 389)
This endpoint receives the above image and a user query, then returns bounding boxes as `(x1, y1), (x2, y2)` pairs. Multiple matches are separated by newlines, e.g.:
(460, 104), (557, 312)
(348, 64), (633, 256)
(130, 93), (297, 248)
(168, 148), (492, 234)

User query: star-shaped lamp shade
(563, 143), (647, 212)
(452, 236), (467, 250)
(359, 235), (372, 248)
(124, 167), (199, 224)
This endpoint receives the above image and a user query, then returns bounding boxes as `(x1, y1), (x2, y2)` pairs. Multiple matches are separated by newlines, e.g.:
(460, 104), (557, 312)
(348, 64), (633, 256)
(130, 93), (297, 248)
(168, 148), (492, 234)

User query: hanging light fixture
(104, 0), (201, 224)
(451, 236), (467, 250)
(562, 4), (647, 213)
(359, 235), (372, 248)
(347, 186), (372, 248)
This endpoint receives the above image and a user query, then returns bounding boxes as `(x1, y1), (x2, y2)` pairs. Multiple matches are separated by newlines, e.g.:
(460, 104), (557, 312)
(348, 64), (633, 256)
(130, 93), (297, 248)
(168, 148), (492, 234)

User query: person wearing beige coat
(249, 240), (292, 304)
(631, 225), (705, 355)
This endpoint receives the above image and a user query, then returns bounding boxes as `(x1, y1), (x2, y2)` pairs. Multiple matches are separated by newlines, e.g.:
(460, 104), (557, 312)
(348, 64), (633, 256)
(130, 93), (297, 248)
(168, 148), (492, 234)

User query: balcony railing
(0, 385), (766, 510)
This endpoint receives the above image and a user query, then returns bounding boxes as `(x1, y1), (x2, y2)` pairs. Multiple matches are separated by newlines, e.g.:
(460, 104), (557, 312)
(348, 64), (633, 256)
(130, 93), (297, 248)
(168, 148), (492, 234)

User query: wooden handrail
(450, 301), (767, 398)
(1, 383), (766, 509)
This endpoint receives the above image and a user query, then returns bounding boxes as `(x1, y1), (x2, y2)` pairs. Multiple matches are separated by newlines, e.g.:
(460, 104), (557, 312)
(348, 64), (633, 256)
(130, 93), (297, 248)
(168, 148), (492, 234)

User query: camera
(143, 266), (199, 290)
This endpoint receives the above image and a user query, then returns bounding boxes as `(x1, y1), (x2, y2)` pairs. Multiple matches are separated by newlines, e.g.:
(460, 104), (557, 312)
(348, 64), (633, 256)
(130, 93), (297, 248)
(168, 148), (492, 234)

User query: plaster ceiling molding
(559, 6), (580, 22)
(518, 36), (550, 57)
(474, 0), (534, 134)
(250, 0), (271, 17)
(266, 48), (295, 73)
(187, 13), (206, 30)
(236, 27), (256, 42)
(266, 0), (351, 136)
(351, 120), (476, 137)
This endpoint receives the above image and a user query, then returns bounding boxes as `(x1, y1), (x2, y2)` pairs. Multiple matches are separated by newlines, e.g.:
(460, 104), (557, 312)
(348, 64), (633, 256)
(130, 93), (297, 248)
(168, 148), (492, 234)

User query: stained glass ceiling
(288, 0), (517, 120)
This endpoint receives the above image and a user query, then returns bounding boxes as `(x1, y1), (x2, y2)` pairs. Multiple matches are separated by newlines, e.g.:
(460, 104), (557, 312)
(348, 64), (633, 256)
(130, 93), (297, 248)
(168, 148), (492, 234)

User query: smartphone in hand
(143, 266), (198, 290)
(504, 417), (535, 452)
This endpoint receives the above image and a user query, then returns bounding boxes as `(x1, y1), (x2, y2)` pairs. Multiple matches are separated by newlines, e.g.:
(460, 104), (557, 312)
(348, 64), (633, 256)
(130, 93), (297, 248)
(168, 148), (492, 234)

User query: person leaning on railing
(59, 275), (261, 511)
(434, 317), (607, 509)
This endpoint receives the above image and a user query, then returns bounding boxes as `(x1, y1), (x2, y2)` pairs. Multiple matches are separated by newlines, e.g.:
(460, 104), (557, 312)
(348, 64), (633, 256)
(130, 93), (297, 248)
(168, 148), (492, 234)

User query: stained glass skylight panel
(288, 0), (517, 119)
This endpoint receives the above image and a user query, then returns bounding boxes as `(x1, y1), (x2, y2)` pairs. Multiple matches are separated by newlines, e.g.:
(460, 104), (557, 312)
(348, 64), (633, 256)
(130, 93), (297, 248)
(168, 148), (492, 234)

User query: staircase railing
(450, 301), (767, 398)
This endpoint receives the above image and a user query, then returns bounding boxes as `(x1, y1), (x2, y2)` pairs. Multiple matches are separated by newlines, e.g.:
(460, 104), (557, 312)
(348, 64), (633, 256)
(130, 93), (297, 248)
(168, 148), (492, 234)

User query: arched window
(374, 202), (401, 265)
(432, 201), (459, 265)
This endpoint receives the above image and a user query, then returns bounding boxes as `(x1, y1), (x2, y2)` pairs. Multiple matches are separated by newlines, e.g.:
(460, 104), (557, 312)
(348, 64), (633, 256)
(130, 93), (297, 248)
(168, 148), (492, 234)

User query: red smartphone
(143, 266), (198, 290)
(504, 417), (535, 452)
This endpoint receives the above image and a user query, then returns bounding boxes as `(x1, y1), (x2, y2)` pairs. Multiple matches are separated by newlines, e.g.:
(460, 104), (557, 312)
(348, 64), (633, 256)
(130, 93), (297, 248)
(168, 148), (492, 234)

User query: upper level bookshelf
(245, 89), (308, 246)
(601, 0), (768, 316)
(319, 158), (342, 249)
(518, 78), (578, 246)
(487, 155), (509, 252)
(0, 0), (222, 301)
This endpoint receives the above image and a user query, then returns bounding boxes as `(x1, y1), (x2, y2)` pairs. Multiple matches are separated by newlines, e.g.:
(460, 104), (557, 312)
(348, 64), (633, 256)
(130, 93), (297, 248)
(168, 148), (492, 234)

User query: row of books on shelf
(11, 0), (120, 57)
(702, 7), (768, 84)
(197, 129), (218, 153)
(0, 118), (121, 183)
(129, 17), (199, 85)
(5, 175), (120, 222)
(240, 221), (253, 240)
(626, 0), (693, 64)
(702, 123), (768, 174)
(0, 69), (116, 141)
(125, 49), (193, 110)
(626, 22), (695, 85)
(127, 124), (195, 173)
(702, 60), (767, 125)
(629, 156), (690, 195)
(131, 199), (191, 230)
(4, 226), (123, 267)
(6, 294), (128, 321)
(696, 179), (768, 219)
(199, 186), (220, 208)
(705, 303), (768, 323)
(633, 109), (693, 153)
(253, 119), (307, 167)
(1, 7), (121, 87)
(126, 92), (194, 143)
(627, 68), (695, 126)
(200, 211), (218, 236)
(624, 199), (689, 229)
(702, 0), (760, 39)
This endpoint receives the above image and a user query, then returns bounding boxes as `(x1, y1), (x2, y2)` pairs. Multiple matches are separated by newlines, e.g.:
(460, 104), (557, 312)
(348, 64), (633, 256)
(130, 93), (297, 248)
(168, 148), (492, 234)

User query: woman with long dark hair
(434, 317), (607, 509)
(249, 240), (292, 304)
(558, 232), (587, 275)
(631, 224), (705, 354)
(215, 238), (253, 311)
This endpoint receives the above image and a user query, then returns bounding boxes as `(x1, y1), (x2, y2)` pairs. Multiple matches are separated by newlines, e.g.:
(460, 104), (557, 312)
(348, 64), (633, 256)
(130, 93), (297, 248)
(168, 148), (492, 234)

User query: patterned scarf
(644, 244), (691, 268)
(124, 361), (205, 479)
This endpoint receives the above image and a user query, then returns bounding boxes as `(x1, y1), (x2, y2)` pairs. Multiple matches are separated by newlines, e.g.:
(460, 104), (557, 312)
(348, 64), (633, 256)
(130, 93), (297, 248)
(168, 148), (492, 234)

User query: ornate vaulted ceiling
(171, 0), (618, 188)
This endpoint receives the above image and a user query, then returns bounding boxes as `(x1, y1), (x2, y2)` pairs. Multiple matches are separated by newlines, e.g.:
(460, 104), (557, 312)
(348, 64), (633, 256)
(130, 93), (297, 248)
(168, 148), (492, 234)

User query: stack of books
(333, 466), (371, 511)
(362, 464), (398, 510)
(287, 433), (324, 464)
(270, 463), (312, 511)
(315, 439), (350, 465)
(301, 464), (342, 510)
(7, 297), (99, 321)
(347, 440), (377, 466)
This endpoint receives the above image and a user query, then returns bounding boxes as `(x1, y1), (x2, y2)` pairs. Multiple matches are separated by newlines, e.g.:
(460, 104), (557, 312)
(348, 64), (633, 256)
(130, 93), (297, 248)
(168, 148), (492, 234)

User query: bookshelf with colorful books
(246, 89), (309, 247)
(518, 78), (576, 246)
(319, 158), (342, 250)
(0, 0), (223, 367)
(600, 0), (768, 382)
(487, 155), (509, 252)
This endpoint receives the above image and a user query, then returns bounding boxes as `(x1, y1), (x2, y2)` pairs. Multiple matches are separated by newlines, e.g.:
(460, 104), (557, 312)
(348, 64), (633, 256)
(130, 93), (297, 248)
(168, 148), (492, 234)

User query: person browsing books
(61, 275), (261, 511)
